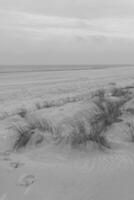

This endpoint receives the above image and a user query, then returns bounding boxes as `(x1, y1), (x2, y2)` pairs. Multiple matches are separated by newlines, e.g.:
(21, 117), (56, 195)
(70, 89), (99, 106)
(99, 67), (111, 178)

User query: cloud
(1, 8), (134, 64)
(1, 0), (134, 19)
(0, 9), (134, 42)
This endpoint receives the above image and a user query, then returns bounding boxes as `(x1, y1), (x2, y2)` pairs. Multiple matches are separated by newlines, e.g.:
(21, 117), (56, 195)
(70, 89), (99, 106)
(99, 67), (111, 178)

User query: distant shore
(0, 64), (133, 73)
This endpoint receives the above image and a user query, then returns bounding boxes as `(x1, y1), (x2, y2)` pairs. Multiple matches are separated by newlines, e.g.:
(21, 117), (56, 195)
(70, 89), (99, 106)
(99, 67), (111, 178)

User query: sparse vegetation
(61, 117), (90, 147)
(124, 85), (134, 90)
(92, 88), (105, 100)
(126, 122), (134, 142)
(26, 116), (57, 134)
(12, 123), (34, 150)
(35, 102), (42, 110)
(94, 98), (123, 126)
(12, 108), (111, 151)
(35, 95), (84, 110)
(11, 85), (132, 151)
(12, 94), (125, 151)
(109, 82), (116, 86)
(17, 108), (28, 118)
(88, 94), (127, 149)
(58, 107), (111, 150)
(88, 120), (110, 150)
(87, 95), (124, 149)
(88, 99), (122, 149)
(111, 87), (132, 99)
(11, 116), (59, 150)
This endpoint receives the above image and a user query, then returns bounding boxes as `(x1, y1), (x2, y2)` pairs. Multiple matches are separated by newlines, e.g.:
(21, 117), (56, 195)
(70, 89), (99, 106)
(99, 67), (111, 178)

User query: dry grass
(109, 82), (116, 86)
(57, 107), (111, 150)
(11, 87), (128, 151)
(87, 95), (124, 149)
(11, 116), (59, 150)
(26, 116), (57, 135)
(72, 118), (110, 150)
(92, 88), (105, 100)
(17, 108), (28, 118)
(12, 96), (123, 151)
(12, 109), (111, 151)
(12, 123), (35, 150)
(111, 87), (132, 99)
(94, 98), (123, 127)
(35, 95), (85, 111)
(126, 122), (134, 142)
(60, 116), (90, 147)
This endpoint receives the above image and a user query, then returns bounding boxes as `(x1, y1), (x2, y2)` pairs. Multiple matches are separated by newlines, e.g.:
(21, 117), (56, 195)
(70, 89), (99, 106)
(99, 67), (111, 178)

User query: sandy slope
(1, 144), (134, 200)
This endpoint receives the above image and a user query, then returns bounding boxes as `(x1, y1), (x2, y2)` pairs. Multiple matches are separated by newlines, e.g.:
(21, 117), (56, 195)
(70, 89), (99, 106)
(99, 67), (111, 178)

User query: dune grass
(67, 115), (110, 150)
(11, 116), (59, 150)
(111, 87), (132, 100)
(126, 122), (134, 142)
(12, 87), (129, 151)
(60, 116), (90, 147)
(11, 100), (123, 150)
(92, 88), (105, 100)
(57, 103), (112, 150)
(12, 110), (111, 151)
(35, 95), (83, 110)
(26, 116), (57, 135)
(88, 98), (124, 149)
(12, 123), (35, 150)
(67, 87), (132, 149)
(94, 98), (123, 126)
(17, 108), (28, 118)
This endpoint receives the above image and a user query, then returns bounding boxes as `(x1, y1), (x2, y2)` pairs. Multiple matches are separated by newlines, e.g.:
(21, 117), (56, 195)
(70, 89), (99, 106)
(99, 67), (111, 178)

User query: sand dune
(1, 66), (134, 200)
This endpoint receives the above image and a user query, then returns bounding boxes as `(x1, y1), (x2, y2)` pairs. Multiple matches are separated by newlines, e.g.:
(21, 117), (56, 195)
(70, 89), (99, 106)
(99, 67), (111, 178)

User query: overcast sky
(0, 0), (134, 65)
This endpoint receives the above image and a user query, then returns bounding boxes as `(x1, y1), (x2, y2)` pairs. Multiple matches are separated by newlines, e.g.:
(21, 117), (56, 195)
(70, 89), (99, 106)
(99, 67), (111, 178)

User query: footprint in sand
(10, 161), (24, 169)
(0, 151), (11, 161)
(0, 151), (24, 169)
(18, 174), (35, 187)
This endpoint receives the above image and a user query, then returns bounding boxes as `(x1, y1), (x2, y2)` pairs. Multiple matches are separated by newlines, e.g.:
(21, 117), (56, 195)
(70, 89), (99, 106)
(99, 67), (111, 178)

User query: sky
(0, 0), (134, 65)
